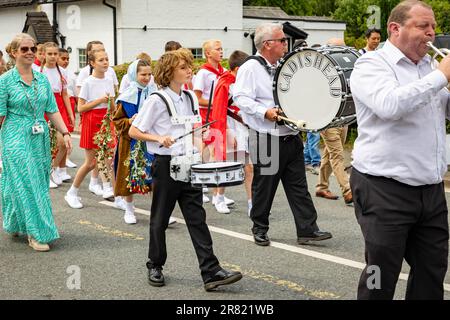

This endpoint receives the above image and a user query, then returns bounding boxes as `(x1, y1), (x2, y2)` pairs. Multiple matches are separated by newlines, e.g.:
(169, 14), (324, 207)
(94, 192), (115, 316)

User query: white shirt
(65, 68), (78, 97)
(118, 73), (156, 94)
(76, 65), (118, 90)
(132, 87), (198, 156)
(193, 67), (226, 107)
(350, 40), (450, 186)
(40, 66), (67, 93)
(233, 53), (297, 136)
(78, 75), (115, 110)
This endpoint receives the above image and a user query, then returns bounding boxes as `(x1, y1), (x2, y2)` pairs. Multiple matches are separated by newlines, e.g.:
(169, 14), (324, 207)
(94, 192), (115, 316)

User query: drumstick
(158, 120), (217, 148)
(205, 81), (214, 124)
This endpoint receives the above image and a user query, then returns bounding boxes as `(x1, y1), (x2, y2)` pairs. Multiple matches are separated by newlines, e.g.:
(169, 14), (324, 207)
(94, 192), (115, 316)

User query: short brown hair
(387, 0), (433, 36)
(164, 41), (182, 52)
(228, 50), (249, 70)
(86, 40), (104, 54)
(153, 49), (193, 88)
(136, 59), (151, 73)
(136, 52), (152, 65)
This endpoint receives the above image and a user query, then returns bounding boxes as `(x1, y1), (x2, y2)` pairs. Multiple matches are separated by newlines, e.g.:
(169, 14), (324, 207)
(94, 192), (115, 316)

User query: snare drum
(273, 46), (360, 131)
(190, 162), (245, 187)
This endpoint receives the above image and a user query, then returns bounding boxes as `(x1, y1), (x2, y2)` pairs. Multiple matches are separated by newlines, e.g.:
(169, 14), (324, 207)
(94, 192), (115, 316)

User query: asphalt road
(1, 135), (450, 301)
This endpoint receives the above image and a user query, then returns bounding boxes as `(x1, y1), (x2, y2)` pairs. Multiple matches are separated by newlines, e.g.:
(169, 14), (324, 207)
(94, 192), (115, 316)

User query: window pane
(78, 48), (86, 69)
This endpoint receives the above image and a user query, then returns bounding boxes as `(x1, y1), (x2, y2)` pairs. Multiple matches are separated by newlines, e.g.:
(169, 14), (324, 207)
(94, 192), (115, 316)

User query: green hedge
(113, 59), (229, 85)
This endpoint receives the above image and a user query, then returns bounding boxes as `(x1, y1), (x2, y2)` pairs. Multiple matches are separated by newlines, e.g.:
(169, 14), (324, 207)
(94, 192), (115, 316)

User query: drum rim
(191, 180), (244, 188)
(191, 161), (244, 172)
(273, 47), (359, 132)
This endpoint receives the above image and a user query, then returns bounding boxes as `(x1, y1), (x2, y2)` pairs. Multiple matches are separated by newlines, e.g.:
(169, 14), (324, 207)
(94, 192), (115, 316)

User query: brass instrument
(427, 41), (450, 59)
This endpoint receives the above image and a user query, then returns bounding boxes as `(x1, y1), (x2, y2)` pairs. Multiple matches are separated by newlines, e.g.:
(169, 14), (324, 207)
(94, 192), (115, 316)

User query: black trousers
(249, 131), (319, 237)
(146, 155), (221, 282)
(351, 168), (449, 300)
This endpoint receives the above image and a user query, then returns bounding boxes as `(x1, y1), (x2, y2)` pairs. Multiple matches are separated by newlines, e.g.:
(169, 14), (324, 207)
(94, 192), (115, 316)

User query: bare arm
(129, 125), (174, 148)
(77, 96), (109, 113)
(194, 90), (210, 107)
(62, 89), (75, 126)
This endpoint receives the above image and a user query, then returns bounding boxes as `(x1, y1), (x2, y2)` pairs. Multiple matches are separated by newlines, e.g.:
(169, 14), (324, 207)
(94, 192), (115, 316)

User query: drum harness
(150, 90), (202, 182)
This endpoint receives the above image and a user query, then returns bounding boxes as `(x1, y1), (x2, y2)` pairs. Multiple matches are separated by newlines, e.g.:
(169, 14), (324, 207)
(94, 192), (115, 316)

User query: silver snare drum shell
(273, 46), (360, 132)
(191, 162), (245, 188)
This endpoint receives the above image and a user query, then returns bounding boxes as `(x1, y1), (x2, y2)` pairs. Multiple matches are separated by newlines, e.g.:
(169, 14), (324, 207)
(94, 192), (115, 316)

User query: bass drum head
(274, 49), (344, 131)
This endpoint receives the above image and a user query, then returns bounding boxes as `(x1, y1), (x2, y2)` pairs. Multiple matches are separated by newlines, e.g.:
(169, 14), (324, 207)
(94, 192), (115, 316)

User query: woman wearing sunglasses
(0, 33), (72, 252)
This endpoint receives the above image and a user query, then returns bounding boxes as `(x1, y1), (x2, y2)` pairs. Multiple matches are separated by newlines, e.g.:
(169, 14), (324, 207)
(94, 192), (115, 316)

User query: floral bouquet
(93, 98), (116, 180)
(48, 121), (58, 160)
(124, 140), (153, 194)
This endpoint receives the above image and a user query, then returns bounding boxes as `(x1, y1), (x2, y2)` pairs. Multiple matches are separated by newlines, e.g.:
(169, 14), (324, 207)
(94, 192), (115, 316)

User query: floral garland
(124, 140), (152, 194)
(93, 98), (116, 180)
(48, 121), (58, 160)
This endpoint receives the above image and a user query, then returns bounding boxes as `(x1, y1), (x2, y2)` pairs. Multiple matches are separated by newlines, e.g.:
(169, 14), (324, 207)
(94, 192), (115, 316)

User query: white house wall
(117, 0), (248, 63)
(40, 1), (115, 74)
(0, 6), (35, 54)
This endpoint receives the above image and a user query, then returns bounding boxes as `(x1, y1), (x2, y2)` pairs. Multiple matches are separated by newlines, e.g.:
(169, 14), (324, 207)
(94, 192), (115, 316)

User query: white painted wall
(117, 0), (247, 63)
(0, 6), (35, 58)
(42, 1), (115, 73)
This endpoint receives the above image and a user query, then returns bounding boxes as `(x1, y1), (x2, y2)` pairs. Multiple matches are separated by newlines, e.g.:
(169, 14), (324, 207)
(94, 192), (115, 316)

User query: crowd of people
(1, 0), (449, 299)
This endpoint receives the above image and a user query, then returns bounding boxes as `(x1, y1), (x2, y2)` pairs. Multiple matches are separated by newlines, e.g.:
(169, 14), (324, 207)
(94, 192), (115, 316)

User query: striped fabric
(0, 67), (60, 243)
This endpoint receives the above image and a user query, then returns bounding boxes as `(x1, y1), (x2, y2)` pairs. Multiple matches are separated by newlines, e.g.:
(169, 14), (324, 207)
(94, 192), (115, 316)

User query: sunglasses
(19, 46), (38, 54)
(265, 38), (289, 44)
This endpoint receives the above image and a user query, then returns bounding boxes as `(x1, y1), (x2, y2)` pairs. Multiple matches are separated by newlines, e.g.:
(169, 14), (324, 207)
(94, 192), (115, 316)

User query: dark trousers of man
(146, 155), (222, 282)
(351, 168), (449, 300)
(249, 131), (319, 236)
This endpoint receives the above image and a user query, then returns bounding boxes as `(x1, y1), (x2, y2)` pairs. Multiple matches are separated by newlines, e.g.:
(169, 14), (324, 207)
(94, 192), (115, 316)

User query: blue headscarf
(116, 59), (155, 112)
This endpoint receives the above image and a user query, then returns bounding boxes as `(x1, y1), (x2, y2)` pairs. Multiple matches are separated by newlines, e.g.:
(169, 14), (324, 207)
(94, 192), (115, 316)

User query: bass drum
(273, 46), (360, 132)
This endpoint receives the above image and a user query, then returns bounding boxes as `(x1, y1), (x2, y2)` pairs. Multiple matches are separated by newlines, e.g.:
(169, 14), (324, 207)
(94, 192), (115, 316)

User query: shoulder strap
(182, 90), (199, 115)
(244, 55), (273, 76)
(150, 90), (176, 116)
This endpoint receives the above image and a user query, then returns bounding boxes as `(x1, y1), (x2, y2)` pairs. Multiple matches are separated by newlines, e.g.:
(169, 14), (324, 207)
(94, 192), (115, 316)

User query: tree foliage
(244, 0), (450, 48)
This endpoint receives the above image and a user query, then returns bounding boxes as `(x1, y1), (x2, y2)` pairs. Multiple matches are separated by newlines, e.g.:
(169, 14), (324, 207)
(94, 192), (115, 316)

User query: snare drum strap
(244, 55), (276, 77)
(150, 90), (199, 117)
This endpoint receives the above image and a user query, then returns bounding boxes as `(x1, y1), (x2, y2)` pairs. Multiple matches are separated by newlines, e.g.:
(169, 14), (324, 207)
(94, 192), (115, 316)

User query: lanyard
(20, 79), (39, 122)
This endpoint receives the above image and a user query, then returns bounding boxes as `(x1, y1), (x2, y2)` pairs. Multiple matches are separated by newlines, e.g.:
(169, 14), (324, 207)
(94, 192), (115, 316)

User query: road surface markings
(99, 200), (450, 293)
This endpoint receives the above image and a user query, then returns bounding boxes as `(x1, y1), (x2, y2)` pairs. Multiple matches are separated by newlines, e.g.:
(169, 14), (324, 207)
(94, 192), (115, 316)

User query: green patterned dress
(0, 67), (59, 243)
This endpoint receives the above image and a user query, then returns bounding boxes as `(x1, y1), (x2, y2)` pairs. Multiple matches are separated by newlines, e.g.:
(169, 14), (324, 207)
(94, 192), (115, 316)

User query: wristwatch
(62, 132), (71, 137)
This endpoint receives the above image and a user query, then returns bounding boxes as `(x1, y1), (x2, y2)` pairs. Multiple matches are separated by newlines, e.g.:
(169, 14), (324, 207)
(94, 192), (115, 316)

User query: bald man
(315, 38), (353, 206)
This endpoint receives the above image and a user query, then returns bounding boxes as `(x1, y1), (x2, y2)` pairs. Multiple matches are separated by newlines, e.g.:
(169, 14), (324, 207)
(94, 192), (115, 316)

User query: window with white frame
(190, 48), (203, 59)
(78, 48), (86, 69)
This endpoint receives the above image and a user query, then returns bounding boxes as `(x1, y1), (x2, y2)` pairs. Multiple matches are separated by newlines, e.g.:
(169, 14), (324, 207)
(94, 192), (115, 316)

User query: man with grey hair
(233, 22), (332, 246)
(350, 0), (450, 299)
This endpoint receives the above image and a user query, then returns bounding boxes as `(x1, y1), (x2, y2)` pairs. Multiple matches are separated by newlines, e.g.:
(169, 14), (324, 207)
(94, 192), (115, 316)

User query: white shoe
(214, 201), (230, 214)
(103, 186), (114, 199)
(51, 170), (62, 185)
(49, 179), (58, 189)
(89, 183), (103, 196)
(66, 159), (77, 168)
(124, 212), (137, 224)
(58, 171), (71, 182)
(224, 196), (235, 206)
(202, 187), (209, 193)
(212, 195), (235, 206)
(202, 194), (210, 204)
(65, 194), (83, 209)
(114, 198), (127, 211)
(168, 217), (177, 225)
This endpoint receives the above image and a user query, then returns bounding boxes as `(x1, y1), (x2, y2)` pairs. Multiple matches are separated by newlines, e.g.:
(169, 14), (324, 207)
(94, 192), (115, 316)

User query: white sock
(125, 201), (134, 213)
(90, 177), (99, 186)
(217, 194), (225, 203)
(248, 200), (252, 209)
(114, 196), (122, 203)
(103, 182), (112, 190)
(68, 185), (79, 196)
(57, 167), (67, 174)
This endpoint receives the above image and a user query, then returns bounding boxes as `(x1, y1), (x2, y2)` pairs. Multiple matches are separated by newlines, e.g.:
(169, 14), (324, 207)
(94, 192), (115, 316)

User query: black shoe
(204, 269), (243, 291)
(147, 266), (165, 287)
(253, 232), (270, 246)
(297, 231), (332, 245)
